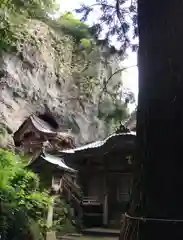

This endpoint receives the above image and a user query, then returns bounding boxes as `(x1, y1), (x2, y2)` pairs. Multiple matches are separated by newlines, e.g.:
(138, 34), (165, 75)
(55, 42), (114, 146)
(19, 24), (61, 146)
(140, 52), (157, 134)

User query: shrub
(0, 149), (50, 240)
(58, 12), (91, 43)
(98, 97), (129, 131)
(0, 0), (58, 18)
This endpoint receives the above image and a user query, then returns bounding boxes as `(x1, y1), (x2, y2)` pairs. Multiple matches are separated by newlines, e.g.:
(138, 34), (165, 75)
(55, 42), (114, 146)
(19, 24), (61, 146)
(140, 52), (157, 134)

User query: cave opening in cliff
(38, 113), (59, 130)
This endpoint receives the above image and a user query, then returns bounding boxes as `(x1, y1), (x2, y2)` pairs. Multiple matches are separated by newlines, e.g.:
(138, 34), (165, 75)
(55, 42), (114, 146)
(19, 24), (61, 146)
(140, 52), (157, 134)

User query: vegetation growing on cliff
(58, 12), (91, 44)
(0, 0), (57, 50)
(0, 149), (50, 240)
(0, 0), (133, 133)
(0, 0), (58, 18)
(98, 98), (128, 130)
(0, 2), (91, 51)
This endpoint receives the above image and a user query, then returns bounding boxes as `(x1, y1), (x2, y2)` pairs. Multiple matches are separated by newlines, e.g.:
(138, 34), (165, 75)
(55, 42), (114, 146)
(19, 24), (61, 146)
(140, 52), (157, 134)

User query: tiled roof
(60, 131), (136, 154)
(30, 115), (58, 134)
(40, 152), (76, 172)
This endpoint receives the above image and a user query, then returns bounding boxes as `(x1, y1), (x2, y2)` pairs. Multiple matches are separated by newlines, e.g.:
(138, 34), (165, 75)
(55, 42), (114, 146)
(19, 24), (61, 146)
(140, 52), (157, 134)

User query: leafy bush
(58, 12), (92, 43)
(0, 0), (58, 51)
(52, 197), (76, 237)
(0, 11), (17, 51)
(0, 0), (58, 18)
(0, 149), (51, 240)
(98, 97), (129, 130)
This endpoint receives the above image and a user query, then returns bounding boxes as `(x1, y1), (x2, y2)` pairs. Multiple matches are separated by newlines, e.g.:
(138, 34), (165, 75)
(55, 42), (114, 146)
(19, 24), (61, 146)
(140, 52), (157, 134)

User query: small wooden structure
(13, 114), (75, 161)
(58, 130), (136, 228)
(28, 151), (77, 240)
(28, 151), (76, 192)
(14, 114), (77, 238)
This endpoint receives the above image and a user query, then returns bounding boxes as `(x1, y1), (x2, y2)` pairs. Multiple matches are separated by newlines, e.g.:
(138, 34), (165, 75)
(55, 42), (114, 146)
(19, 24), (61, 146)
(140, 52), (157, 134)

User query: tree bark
(131, 0), (183, 239)
(119, 1), (183, 239)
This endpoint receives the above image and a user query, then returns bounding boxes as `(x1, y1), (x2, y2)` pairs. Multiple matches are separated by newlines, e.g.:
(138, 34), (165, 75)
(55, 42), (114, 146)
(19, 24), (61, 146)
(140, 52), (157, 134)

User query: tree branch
(97, 64), (137, 111)
(90, 3), (115, 9)
(107, 64), (137, 83)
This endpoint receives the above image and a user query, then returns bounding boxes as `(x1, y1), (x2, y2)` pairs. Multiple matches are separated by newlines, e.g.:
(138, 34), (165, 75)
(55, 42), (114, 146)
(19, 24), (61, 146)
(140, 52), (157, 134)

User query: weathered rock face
(0, 19), (124, 146)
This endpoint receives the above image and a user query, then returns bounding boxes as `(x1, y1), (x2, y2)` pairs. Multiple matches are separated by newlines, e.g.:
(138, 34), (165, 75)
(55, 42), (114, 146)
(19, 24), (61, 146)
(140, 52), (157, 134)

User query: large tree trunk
(121, 1), (183, 239)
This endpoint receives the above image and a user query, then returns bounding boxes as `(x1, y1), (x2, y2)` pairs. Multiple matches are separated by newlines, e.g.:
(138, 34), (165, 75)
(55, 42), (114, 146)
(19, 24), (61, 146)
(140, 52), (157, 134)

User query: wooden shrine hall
(13, 114), (75, 161)
(28, 151), (76, 193)
(58, 130), (136, 228)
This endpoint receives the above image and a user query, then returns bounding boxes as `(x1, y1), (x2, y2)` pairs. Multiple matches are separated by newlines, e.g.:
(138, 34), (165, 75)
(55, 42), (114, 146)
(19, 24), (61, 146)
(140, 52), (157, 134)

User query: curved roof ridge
(60, 131), (136, 154)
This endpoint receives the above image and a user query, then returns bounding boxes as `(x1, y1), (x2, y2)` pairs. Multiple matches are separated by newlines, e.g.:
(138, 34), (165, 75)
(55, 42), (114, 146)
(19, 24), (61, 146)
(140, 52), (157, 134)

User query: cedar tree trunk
(121, 1), (183, 239)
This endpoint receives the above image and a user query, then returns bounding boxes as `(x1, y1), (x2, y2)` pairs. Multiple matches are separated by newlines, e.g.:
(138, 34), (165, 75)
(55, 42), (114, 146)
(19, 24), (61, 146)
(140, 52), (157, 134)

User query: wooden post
(103, 173), (108, 226)
(103, 193), (108, 226)
(46, 198), (56, 240)
(68, 187), (71, 202)
(46, 232), (56, 240)
(60, 177), (63, 194)
(76, 205), (83, 229)
(47, 198), (54, 228)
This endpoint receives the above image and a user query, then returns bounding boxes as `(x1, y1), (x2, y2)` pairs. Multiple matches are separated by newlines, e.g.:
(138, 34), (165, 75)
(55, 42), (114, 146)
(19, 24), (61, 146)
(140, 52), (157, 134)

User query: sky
(57, 0), (138, 107)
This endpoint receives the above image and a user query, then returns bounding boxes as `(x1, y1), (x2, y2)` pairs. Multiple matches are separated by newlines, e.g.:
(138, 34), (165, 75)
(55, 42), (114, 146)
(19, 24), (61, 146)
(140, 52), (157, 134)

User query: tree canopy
(76, 0), (138, 53)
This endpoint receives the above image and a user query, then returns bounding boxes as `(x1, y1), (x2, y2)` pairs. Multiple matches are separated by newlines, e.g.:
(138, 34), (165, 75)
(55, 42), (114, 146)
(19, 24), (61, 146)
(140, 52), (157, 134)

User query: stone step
(57, 233), (82, 240)
(81, 228), (120, 238)
(58, 234), (118, 240)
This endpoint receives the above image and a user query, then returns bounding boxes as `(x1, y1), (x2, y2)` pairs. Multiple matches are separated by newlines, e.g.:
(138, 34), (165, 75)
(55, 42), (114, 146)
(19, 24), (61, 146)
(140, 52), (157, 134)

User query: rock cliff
(0, 17), (128, 146)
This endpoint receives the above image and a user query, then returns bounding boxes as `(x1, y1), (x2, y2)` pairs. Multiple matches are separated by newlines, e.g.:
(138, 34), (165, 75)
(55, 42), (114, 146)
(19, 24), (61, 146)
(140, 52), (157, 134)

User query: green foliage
(0, 11), (17, 51)
(78, 76), (98, 98)
(0, 149), (50, 240)
(98, 97), (129, 130)
(0, 0), (58, 18)
(52, 197), (76, 237)
(0, 0), (58, 51)
(0, 150), (18, 188)
(80, 38), (92, 49)
(0, 1), (132, 132)
(0, 7), (93, 52)
(0, 10), (34, 51)
(58, 12), (92, 43)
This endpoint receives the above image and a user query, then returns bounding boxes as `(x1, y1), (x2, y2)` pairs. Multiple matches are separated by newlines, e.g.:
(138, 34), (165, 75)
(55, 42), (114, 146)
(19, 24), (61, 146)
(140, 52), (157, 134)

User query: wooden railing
(62, 176), (102, 206)
(62, 176), (103, 227)
(62, 175), (83, 204)
(82, 196), (101, 205)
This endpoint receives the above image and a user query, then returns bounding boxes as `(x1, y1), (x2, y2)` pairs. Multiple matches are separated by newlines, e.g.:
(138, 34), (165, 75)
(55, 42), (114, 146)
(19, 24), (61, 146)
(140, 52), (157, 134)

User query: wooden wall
(87, 172), (105, 202)
(117, 173), (132, 202)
